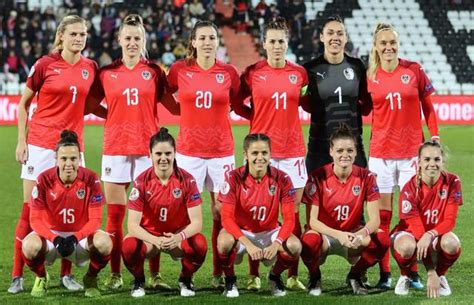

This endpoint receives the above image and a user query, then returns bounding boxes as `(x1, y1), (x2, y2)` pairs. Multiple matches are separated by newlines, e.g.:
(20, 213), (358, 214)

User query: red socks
(23, 252), (46, 278)
(436, 248), (461, 276)
(351, 231), (390, 275)
(248, 257), (260, 276)
(180, 233), (208, 278)
(121, 237), (146, 280)
(393, 248), (416, 276)
(60, 259), (72, 277)
(379, 209), (393, 273)
(218, 247), (237, 277)
(88, 249), (111, 277)
(12, 202), (31, 278)
(288, 212), (302, 277)
(106, 204), (126, 274)
(149, 252), (160, 274)
(212, 219), (222, 277)
(271, 250), (298, 276)
(301, 231), (322, 274)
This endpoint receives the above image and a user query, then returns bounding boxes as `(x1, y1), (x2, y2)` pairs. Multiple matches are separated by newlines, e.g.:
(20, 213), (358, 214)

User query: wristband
(363, 226), (370, 236)
(426, 230), (436, 239)
(274, 238), (283, 245)
(180, 231), (187, 241)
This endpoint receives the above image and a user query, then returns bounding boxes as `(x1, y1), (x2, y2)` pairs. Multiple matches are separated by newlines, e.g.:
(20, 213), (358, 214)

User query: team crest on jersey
(343, 68), (354, 80)
(289, 74), (297, 84)
(220, 182), (230, 195)
(173, 188), (182, 198)
(216, 73), (224, 84)
(352, 185), (361, 196)
(142, 71), (151, 80)
(129, 187), (140, 201)
(32, 186), (38, 199)
(105, 167), (111, 176)
(268, 185), (276, 196)
(82, 69), (89, 80)
(306, 182), (317, 196)
(27, 166), (34, 175)
(402, 200), (412, 213)
(401, 74), (410, 84)
(77, 189), (85, 199)
(439, 189), (447, 200)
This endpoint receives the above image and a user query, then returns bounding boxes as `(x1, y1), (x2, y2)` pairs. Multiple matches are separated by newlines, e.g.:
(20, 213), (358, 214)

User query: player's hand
(152, 236), (165, 250)
(263, 242), (280, 261)
(338, 232), (357, 249)
(352, 234), (364, 248)
(426, 271), (440, 298)
(160, 232), (181, 250)
(16, 140), (28, 164)
(245, 242), (263, 261)
(416, 233), (432, 260)
(54, 235), (77, 257)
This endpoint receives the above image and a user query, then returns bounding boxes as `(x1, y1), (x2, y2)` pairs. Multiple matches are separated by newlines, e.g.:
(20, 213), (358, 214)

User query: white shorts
(270, 157), (308, 189)
(322, 234), (360, 265)
(101, 155), (151, 183)
(176, 152), (235, 193)
(21, 144), (85, 181)
(236, 227), (280, 266)
(368, 157), (417, 193)
(27, 230), (105, 267)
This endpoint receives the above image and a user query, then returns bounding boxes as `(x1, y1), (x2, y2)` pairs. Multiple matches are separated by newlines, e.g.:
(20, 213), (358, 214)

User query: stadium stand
(1, 0), (473, 95)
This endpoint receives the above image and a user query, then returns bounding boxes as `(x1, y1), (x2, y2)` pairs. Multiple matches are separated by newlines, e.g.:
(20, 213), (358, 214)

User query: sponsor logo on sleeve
(402, 200), (412, 213)
(373, 185), (379, 193)
(216, 73), (224, 84)
(91, 194), (103, 203)
(77, 189), (86, 199)
(173, 188), (182, 199)
(288, 188), (296, 197)
(32, 186), (38, 199)
(343, 68), (354, 80)
(454, 191), (462, 201)
(401, 74), (410, 84)
(425, 83), (433, 92)
(129, 187), (140, 201)
(352, 185), (361, 196)
(220, 181), (230, 195)
(82, 69), (89, 80)
(190, 193), (200, 201)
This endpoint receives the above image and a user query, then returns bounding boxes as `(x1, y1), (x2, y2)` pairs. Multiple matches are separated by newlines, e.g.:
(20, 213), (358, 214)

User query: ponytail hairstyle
(367, 22), (399, 80)
(56, 130), (80, 152)
(119, 14), (148, 58)
(242, 133), (272, 182)
(185, 20), (219, 63)
(263, 16), (289, 41)
(414, 140), (447, 200)
(149, 127), (181, 179)
(52, 15), (87, 53)
(329, 123), (357, 149)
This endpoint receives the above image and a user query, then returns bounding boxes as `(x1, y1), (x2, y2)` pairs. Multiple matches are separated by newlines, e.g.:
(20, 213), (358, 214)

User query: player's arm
(161, 205), (202, 250)
(354, 199), (380, 238)
(160, 92), (180, 115)
(231, 92), (252, 120)
(358, 64), (373, 116)
(299, 89), (311, 113)
(16, 87), (36, 164)
(420, 95), (439, 141)
(127, 209), (163, 248)
(73, 205), (102, 241)
(30, 208), (57, 241)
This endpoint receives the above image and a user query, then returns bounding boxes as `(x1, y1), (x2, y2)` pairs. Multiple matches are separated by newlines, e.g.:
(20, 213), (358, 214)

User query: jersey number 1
(272, 92), (287, 110)
(385, 92), (402, 110)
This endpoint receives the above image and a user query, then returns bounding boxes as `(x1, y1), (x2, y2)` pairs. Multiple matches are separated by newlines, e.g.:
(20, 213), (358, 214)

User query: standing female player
(304, 15), (371, 173)
(391, 141), (462, 298)
(22, 130), (112, 298)
(11, 15), (98, 293)
(238, 17), (308, 291)
(367, 22), (439, 288)
(217, 133), (301, 298)
(92, 14), (178, 289)
(122, 128), (207, 298)
(166, 20), (247, 288)
(301, 124), (389, 296)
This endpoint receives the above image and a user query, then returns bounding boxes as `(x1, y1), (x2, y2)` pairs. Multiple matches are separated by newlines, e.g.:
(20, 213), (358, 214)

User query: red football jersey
(240, 60), (308, 158)
(397, 172), (462, 236)
(128, 167), (202, 235)
(26, 53), (98, 150)
(97, 59), (166, 155)
(218, 166), (295, 233)
(368, 59), (438, 158)
(302, 164), (380, 231)
(30, 167), (104, 232)
(167, 60), (239, 157)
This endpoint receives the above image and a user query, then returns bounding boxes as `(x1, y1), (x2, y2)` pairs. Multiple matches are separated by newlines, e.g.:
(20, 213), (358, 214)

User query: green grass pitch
(0, 124), (473, 304)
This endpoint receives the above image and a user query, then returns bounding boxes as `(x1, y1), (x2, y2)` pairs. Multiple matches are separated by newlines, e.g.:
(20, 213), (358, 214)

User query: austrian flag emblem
(142, 71), (151, 80)
(82, 69), (89, 80)
(216, 73), (224, 83)
(289, 74), (297, 84)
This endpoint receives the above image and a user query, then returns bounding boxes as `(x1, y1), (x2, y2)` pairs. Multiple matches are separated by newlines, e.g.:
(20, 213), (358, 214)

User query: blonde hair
(119, 14), (148, 58)
(52, 15), (87, 53)
(367, 23), (399, 80)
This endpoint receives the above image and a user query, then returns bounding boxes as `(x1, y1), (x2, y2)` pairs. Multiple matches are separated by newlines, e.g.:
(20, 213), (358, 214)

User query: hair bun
(159, 127), (169, 134)
(124, 14), (143, 26)
(60, 130), (78, 141)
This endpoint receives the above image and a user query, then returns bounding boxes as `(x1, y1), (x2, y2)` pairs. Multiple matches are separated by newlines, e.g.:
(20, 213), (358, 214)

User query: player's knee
(440, 233), (461, 254)
(93, 231), (113, 255)
(190, 233), (208, 258)
(22, 234), (43, 259)
(285, 235), (302, 257)
(394, 236), (416, 258)
(217, 230), (235, 254)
